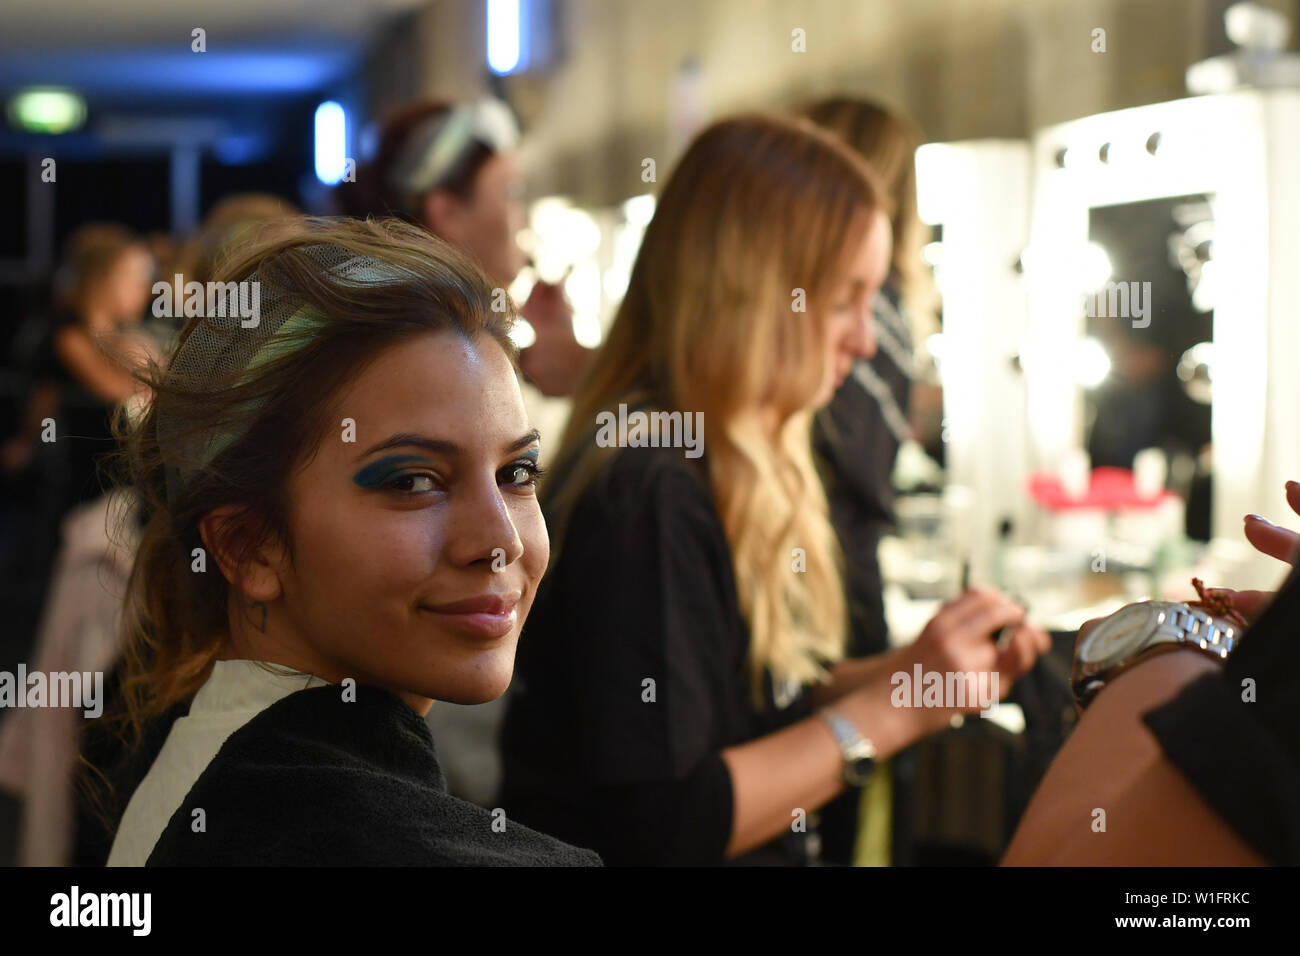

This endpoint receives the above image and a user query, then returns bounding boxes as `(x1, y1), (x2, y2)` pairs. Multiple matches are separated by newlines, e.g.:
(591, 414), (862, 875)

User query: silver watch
(818, 706), (878, 786)
(1071, 600), (1239, 710)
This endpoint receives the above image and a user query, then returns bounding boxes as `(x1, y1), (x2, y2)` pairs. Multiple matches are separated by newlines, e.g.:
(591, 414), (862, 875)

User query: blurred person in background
(142, 233), (179, 291)
(800, 96), (939, 866)
(0, 195), (301, 866)
(499, 113), (1050, 865)
(168, 194), (299, 310)
(0, 223), (156, 865)
(335, 97), (590, 400)
(2, 224), (157, 510)
(0, 224), (158, 720)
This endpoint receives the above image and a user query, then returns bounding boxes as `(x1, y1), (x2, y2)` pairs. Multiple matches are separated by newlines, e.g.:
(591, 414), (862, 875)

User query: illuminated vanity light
(313, 101), (346, 185)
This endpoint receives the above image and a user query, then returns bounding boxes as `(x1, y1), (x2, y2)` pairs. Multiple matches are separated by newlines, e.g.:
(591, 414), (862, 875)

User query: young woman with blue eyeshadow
(93, 217), (596, 866)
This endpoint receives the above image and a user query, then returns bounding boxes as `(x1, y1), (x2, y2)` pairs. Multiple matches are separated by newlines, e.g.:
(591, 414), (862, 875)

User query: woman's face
(814, 210), (893, 407)
(99, 245), (154, 322)
(257, 330), (547, 712)
(424, 151), (528, 288)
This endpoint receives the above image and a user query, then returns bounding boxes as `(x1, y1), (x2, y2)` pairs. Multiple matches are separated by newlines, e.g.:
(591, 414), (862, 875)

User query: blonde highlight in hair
(547, 114), (881, 703)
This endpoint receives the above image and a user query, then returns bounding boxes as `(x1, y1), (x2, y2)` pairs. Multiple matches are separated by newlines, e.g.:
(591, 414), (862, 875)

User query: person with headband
(336, 97), (591, 400)
(96, 217), (598, 865)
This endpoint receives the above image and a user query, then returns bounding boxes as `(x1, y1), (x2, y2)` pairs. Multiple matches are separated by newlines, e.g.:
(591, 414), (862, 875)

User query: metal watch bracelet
(818, 705), (878, 787)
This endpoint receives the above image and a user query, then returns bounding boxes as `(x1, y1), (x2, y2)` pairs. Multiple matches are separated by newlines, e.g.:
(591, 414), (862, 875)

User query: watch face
(1079, 603), (1157, 666)
(848, 757), (877, 786)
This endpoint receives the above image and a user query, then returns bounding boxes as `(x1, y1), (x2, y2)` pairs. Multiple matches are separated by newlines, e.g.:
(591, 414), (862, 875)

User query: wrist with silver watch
(817, 706), (878, 786)
(1071, 600), (1240, 710)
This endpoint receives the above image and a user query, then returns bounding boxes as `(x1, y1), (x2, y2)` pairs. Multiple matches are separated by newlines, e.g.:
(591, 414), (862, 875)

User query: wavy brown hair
(85, 217), (517, 814)
(546, 114), (881, 703)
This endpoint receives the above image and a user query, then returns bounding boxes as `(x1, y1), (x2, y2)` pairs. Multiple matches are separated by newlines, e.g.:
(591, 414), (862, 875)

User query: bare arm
(1001, 647), (1265, 865)
(721, 675), (939, 858)
(54, 327), (143, 404)
(712, 585), (1051, 859)
(808, 648), (905, 708)
(723, 589), (1048, 857)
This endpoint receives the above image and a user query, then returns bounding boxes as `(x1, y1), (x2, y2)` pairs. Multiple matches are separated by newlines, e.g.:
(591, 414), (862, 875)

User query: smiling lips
(421, 593), (521, 639)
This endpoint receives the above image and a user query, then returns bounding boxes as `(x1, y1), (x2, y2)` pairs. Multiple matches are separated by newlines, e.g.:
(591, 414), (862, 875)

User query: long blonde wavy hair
(546, 114), (882, 703)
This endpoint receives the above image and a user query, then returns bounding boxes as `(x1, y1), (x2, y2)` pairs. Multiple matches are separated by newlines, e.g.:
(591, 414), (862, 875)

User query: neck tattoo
(249, 601), (268, 634)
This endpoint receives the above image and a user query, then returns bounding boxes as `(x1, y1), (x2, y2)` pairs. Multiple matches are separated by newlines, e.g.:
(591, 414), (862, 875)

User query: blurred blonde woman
(500, 113), (1049, 865)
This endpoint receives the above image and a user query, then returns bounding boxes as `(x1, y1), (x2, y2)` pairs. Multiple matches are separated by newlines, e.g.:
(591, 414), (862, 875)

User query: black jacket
(146, 682), (601, 866)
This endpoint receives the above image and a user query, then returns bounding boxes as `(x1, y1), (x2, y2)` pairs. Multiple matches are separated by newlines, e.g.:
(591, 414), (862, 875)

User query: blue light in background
(212, 132), (271, 166)
(488, 0), (524, 75)
(0, 49), (359, 96)
(314, 100), (346, 185)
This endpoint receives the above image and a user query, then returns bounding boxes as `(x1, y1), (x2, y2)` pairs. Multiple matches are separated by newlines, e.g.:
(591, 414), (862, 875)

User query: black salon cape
(501, 442), (816, 866)
(145, 683), (601, 866)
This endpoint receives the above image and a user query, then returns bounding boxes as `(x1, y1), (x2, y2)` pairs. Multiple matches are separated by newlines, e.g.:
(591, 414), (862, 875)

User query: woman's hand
(1204, 480), (1300, 625)
(518, 279), (590, 398)
(900, 588), (1051, 732)
(1075, 480), (1300, 652)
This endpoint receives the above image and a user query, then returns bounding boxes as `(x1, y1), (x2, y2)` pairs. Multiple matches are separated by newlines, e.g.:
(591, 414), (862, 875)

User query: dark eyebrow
(357, 429), (541, 460)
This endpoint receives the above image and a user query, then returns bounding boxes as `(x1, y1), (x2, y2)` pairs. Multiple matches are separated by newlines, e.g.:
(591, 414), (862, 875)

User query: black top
(500, 443), (816, 866)
(813, 281), (913, 658)
(34, 313), (118, 505)
(1142, 562), (1300, 864)
(146, 683), (600, 866)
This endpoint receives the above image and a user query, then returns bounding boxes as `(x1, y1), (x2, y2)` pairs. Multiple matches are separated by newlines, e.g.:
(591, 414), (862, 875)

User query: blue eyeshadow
(352, 455), (431, 489)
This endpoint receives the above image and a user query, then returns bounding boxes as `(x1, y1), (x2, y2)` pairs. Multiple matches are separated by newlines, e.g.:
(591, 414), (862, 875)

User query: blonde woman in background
(500, 113), (1050, 865)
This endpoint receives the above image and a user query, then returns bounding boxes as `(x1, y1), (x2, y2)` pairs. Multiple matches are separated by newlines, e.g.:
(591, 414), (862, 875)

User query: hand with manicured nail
(1076, 482), (1300, 650)
(1207, 480), (1300, 625)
